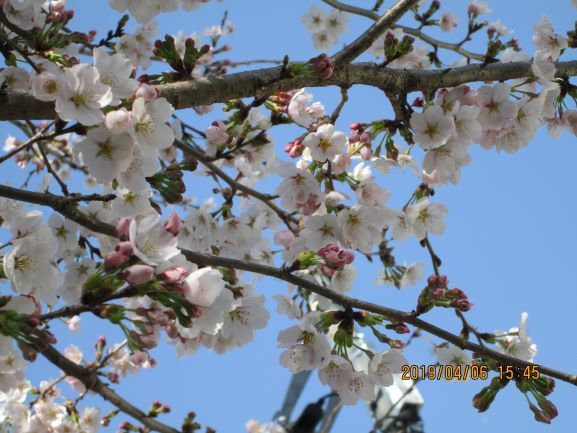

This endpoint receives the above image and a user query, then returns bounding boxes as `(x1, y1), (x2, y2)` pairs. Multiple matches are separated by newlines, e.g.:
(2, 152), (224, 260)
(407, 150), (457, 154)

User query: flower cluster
(301, 5), (349, 51)
(0, 0), (573, 429)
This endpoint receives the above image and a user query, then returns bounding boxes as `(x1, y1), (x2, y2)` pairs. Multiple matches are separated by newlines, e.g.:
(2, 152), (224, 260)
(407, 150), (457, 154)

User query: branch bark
(321, 0), (484, 60)
(1, 184), (576, 387)
(39, 345), (181, 433)
(2, 60), (576, 120)
(331, 0), (419, 66)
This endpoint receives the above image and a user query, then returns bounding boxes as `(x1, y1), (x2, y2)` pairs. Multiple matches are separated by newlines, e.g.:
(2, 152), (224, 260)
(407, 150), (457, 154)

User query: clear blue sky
(8, 1), (577, 433)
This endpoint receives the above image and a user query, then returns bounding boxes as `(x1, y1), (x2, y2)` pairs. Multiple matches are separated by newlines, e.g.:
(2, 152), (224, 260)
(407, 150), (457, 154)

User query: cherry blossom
(405, 199), (448, 240)
(183, 267), (226, 308)
(496, 312), (538, 362)
(4, 233), (63, 303)
(128, 213), (180, 266)
(318, 355), (353, 391)
(532, 16), (567, 61)
(131, 97), (175, 157)
(303, 123), (347, 162)
(478, 83), (518, 130)
(411, 105), (456, 150)
(93, 47), (138, 105)
(278, 325), (331, 373)
(338, 371), (376, 405)
(368, 349), (407, 387)
(440, 12), (458, 32)
(276, 163), (322, 214)
(435, 345), (472, 371)
(74, 126), (134, 183)
(55, 64), (113, 126)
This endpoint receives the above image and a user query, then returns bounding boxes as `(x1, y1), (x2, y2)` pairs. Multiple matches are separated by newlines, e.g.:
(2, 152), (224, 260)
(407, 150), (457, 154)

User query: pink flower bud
(158, 267), (189, 283)
(116, 217), (131, 241)
(122, 265), (155, 285)
(320, 265), (336, 277)
(284, 138), (304, 158)
(165, 320), (179, 338)
(431, 288), (444, 299)
(115, 241), (134, 257)
(205, 121), (229, 145)
(394, 323), (410, 334)
(135, 83), (158, 101)
(349, 130), (361, 144)
(163, 212), (181, 236)
(359, 146), (373, 161)
(340, 249), (355, 264)
(412, 97), (424, 107)
(104, 251), (129, 271)
(309, 53), (334, 79)
(389, 339), (405, 349)
(301, 194), (320, 216)
(105, 108), (133, 134)
(452, 299), (473, 312)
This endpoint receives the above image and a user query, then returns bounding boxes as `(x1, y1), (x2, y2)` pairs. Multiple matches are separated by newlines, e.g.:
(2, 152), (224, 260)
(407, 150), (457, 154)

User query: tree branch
(331, 0), (419, 66)
(39, 345), (181, 433)
(174, 140), (299, 233)
(2, 184), (576, 387)
(2, 60), (576, 120)
(321, 0), (484, 60)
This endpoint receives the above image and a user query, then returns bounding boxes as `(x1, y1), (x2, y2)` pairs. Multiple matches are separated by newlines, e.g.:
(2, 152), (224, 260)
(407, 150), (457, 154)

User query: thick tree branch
(2, 184), (576, 387)
(2, 60), (576, 120)
(321, 0), (484, 60)
(39, 345), (181, 433)
(331, 0), (419, 66)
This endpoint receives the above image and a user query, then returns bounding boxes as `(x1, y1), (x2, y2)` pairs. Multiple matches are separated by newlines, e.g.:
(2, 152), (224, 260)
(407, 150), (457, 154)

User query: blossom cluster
(0, 0), (574, 429)
(301, 5), (349, 51)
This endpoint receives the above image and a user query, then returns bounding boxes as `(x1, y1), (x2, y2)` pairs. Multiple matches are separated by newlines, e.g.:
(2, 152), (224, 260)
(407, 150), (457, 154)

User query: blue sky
(6, 1), (577, 433)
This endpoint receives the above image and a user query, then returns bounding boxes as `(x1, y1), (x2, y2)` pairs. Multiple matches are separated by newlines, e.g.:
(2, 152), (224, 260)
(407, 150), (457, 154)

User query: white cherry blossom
(74, 126), (134, 183)
(4, 233), (63, 303)
(55, 64), (113, 126)
(410, 105), (456, 150)
(318, 355), (353, 391)
(478, 83), (518, 130)
(93, 47), (138, 105)
(405, 199), (448, 240)
(131, 97), (175, 157)
(303, 124), (347, 162)
(278, 325), (331, 373)
(129, 213), (180, 266)
(368, 349), (407, 387)
(338, 371), (376, 405)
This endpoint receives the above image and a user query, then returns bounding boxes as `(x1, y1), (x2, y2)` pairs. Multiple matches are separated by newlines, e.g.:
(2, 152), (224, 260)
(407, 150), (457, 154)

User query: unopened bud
(116, 217), (131, 241)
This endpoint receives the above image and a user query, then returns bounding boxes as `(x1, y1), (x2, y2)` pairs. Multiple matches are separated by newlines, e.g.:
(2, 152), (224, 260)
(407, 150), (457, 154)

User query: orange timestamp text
(401, 364), (489, 381)
(497, 364), (541, 380)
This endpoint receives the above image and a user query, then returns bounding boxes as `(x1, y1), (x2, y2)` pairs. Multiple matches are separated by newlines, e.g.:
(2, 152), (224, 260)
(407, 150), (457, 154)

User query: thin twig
(39, 345), (181, 433)
(422, 236), (440, 276)
(36, 141), (69, 196)
(330, 86), (350, 123)
(174, 140), (299, 233)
